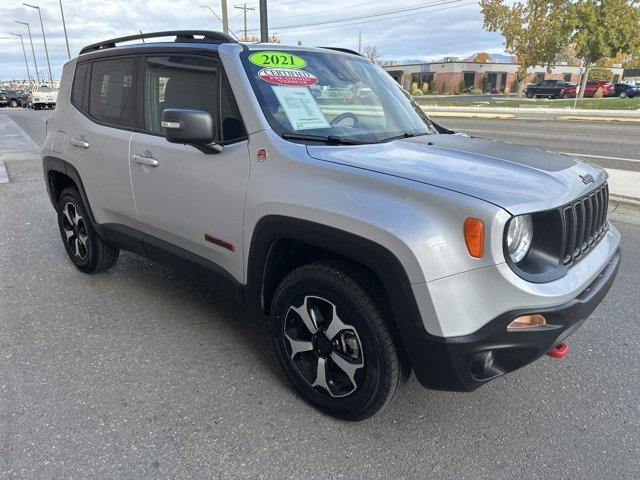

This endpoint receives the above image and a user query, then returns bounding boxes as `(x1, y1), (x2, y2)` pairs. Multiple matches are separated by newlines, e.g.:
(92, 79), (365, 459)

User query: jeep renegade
(42, 31), (621, 420)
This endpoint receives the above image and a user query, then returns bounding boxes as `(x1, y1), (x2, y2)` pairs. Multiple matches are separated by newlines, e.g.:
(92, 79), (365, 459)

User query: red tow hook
(547, 342), (569, 359)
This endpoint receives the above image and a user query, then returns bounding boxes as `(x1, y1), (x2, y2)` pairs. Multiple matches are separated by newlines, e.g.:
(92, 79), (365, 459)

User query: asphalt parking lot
(1, 108), (639, 479)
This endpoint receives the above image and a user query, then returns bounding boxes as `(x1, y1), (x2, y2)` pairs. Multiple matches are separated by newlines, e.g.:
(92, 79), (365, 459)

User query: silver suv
(42, 31), (621, 420)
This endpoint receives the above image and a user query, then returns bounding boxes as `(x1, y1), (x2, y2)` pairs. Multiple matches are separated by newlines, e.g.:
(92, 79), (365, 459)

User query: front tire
(525, 91), (534, 98)
(9, 100), (18, 108)
(57, 187), (119, 273)
(619, 91), (628, 98)
(270, 261), (407, 420)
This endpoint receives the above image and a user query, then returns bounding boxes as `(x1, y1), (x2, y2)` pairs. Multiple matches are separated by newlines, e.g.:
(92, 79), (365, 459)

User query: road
(1, 108), (640, 479)
(435, 116), (640, 172)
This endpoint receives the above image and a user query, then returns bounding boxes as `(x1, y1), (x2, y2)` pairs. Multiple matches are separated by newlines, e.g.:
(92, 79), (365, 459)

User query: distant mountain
(464, 53), (516, 63)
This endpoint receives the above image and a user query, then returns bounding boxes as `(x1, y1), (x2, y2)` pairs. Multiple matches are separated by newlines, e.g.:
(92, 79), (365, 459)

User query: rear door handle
(70, 137), (89, 149)
(131, 154), (158, 167)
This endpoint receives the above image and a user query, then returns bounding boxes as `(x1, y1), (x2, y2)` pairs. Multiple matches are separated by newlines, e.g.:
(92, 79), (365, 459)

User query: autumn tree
(566, 0), (640, 96)
(363, 45), (381, 63)
(480, 0), (571, 95)
(474, 51), (491, 62)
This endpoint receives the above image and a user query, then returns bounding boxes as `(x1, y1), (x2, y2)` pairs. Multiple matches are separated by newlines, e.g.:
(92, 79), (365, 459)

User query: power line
(271, 1), (477, 34)
(235, 3), (255, 41)
(246, 0), (466, 32)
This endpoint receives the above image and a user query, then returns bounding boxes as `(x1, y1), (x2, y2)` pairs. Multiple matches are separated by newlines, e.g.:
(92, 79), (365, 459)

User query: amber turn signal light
(464, 217), (484, 258)
(507, 314), (547, 331)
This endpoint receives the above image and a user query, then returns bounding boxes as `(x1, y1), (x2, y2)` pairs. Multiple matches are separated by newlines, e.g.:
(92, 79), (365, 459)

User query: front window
(242, 49), (438, 144)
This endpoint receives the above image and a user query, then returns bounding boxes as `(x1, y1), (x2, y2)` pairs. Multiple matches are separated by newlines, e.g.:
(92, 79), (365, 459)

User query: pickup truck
(29, 85), (57, 109)
(524, 80), (574, 98)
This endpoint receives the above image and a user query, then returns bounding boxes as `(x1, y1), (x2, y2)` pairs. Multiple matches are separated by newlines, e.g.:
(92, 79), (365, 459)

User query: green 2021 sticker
(249, 51), (307, 69)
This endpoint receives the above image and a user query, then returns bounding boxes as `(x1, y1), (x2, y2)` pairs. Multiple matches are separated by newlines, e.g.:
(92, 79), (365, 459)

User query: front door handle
(131, 154), (158, 167)
(70, 137), (89, 149)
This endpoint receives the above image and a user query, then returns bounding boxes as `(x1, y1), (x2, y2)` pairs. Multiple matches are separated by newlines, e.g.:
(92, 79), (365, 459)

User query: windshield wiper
(282, 132), (370, 145)
(380, 131), (431, 143)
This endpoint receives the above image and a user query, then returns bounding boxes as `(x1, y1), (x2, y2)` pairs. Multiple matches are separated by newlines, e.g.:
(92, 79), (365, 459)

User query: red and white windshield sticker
(257, 68), (318, 86)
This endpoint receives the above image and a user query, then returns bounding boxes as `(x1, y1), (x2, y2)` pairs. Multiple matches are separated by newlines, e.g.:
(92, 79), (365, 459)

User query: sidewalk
(422, 105), (640, 122)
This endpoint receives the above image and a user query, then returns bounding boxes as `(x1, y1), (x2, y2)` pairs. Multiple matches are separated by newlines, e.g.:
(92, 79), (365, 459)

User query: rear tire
(9, 100), (17, 108)
(270, 261), (407, 420)
(56, 187), (119, 274)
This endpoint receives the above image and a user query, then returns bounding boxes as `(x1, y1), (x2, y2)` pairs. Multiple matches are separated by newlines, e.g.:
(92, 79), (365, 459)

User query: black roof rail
(320, 47), (363, 57)
(79, 30), (237, 55)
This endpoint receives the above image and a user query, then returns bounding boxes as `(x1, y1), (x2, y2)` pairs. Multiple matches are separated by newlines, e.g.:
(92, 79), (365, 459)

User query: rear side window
(143, 56), (219, 136)
(72, 63), (88, 109)
(88, 57), (135, 127)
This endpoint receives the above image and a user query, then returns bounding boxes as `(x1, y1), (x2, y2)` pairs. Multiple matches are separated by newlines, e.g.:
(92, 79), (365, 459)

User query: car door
(67, 56), (138, 226)
(129, 53), (249, 282)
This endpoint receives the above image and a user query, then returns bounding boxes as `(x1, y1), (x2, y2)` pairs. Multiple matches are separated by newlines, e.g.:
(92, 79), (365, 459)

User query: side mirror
(161, 109), (223, 154)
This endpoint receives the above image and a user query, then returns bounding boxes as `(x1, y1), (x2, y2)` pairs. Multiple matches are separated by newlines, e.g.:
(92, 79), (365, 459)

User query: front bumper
(410, 247), (620, 391)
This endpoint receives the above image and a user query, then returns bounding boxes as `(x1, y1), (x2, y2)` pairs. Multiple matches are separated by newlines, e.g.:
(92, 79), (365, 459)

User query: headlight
(506, 214), (533, 263)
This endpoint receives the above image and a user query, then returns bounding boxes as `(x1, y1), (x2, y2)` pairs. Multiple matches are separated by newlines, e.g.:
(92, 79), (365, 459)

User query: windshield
(242, 49), (438, 144)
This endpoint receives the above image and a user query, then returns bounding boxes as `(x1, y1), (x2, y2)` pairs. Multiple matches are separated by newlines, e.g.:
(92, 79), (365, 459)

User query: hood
(306, 134), (606, 215)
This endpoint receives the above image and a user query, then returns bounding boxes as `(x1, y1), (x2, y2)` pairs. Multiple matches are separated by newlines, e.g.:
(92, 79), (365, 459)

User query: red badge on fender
(258, 68), (318, 86)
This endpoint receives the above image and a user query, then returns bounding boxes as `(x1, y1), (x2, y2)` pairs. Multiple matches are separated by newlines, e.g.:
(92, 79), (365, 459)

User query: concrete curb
(554, 116), (640, 123)
(424, 111), (516, 119)
(420, 105), (640, 118)
(609, 196), (640, 225)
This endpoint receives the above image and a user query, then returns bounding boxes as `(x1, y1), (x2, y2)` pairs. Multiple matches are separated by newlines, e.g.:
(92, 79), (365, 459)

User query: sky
(0, 0), (507, 81)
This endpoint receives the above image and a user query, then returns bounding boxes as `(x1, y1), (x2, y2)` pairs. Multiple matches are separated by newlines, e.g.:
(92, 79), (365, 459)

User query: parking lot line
(564, 152), (640, 163)
(0, 160), (8, 183)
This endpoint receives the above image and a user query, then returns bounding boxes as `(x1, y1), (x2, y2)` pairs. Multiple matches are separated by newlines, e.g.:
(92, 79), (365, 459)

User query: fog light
(507, 314), (546, 331)
(471, 350), (495, 377)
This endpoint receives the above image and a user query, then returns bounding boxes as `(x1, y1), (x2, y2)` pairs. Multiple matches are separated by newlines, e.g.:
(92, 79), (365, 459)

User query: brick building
(383, 61), (624, 94)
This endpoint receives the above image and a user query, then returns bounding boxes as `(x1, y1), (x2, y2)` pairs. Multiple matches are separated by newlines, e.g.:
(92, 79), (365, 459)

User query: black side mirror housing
(161, 109), (223, 154)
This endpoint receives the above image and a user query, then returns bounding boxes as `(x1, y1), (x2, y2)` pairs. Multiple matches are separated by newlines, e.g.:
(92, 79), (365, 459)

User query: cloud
(0, 0), (507, 80)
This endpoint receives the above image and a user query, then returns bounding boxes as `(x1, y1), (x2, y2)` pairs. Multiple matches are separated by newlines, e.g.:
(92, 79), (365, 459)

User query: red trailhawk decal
(257, 68), (318, 86)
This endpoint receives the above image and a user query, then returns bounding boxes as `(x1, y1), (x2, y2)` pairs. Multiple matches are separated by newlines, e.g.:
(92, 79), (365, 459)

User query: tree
(245, 34), (281, 43)
(480, 0), (571, 95)
(363, 45), (380, 63)
(555, 43), (580, 65)
(474, 52), (491, 63)
(587, 67), (614, 81)
(566, 0), (640, 96)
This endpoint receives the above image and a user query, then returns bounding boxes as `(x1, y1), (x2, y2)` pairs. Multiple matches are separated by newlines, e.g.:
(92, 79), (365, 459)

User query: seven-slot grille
(561, 183), (609, 265)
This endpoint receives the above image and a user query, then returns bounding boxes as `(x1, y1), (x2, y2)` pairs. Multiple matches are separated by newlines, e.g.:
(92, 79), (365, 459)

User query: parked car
(560, 80), (615, 98)
(29, 85), (57, 109)
(613, 82), (640, 98)
(524, 80), (574, 98)
(0, 91), (8, 107)
(3, 89), (29, 108)
(43, 31), (621, 420)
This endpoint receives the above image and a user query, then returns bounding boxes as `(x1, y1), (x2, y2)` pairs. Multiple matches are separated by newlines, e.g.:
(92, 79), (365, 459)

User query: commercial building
(383, 61), (625, 94)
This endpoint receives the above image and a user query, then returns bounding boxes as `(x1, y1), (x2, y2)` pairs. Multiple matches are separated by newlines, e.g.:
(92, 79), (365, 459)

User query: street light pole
(9, 33), (33, 84)
(23, 3), (54, 85)
(221, 0), (229, 35)
(59, 0), (71, 59)
(259, 0), (268, 42)
(14, 20), (41, 83)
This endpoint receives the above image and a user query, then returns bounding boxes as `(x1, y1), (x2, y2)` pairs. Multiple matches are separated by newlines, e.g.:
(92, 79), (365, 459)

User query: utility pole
(23, 3), (54, 85)
(9, 33), (32, 84)
(259, 0), (268, 43)
(14, 20), (40, 83)
(59, 0), (70, 59)
(221, 0), (229, 35)
(235, 3), (255, 41)
(358, 31), (362, 54)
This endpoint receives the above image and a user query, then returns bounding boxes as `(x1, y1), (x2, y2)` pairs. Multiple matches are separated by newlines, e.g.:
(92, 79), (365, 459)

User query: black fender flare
(245, 215), (436, 381)
(42, 156), (103, 236)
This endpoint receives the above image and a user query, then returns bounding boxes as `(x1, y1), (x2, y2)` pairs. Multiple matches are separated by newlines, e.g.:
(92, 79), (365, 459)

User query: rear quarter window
(72, 63), (88, 110)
